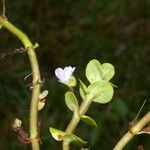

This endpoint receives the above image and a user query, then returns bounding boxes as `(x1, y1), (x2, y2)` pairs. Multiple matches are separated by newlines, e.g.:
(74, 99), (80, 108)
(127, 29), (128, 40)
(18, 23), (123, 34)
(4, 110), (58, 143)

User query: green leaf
(64, 133), (87, 145)
(49, 127), (65, 141)
(86, 59), (102, 84)
(88, 81), (114, 103)
(65, 91), (79, 111)
(101, 63), (115, 81)
(80, 115), (97, 127)
(79, 80), (88, 100)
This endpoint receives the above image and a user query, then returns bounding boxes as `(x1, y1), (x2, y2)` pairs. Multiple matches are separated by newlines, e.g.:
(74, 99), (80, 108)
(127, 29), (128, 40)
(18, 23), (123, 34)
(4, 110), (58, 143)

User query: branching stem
(113, 111), (150, 150)
(62, 98), (93, 150)
(0, 16), (41, 150)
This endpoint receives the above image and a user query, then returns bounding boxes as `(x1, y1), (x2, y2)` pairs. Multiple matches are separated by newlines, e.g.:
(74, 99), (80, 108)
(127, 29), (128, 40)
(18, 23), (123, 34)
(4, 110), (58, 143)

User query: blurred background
(0, 0), (149, 149)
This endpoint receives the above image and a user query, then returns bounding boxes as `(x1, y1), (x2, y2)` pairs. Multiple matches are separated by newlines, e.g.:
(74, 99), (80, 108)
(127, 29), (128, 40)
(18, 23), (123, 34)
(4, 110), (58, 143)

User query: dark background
(0, 0), (149, 149)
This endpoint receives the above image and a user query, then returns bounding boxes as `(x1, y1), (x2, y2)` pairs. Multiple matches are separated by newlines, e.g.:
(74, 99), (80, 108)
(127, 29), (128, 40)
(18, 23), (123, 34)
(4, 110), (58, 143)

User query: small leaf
(101, 63), (115, 81)
(88, 81), (114, 103)
(64, 133), (87, 145)
(79, 80), (88, 100)
(49, 127), (65, 141)
(86, 59), (102, 84)
(65, 91), (79, 111)
(80, 115), (97, 127)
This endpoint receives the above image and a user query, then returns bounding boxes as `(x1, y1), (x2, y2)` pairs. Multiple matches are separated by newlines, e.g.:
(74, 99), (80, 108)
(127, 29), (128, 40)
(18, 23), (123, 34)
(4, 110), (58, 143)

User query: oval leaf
(79, 80), (88, 100)
(65, 91), (79, 111)
(86, 59), (102, 84)
(49, 127), (65, 141)
(101, 63), (115, 81)
(64, 133), (87, 145)
(80, 115), (97, 127)
(88, 81), (114, 103)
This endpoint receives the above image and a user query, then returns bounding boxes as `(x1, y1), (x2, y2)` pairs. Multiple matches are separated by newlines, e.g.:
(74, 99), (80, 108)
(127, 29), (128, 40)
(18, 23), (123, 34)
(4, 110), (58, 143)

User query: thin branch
(2, 0), (6, 17)
(113, 111), (150, 150)
(0, 47), (27, 61)
(0, 16), (41, 150)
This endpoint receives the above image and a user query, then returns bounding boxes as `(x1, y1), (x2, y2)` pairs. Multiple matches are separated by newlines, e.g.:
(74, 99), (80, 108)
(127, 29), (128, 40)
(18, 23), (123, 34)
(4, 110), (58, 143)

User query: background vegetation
(0, 0), (149, 149)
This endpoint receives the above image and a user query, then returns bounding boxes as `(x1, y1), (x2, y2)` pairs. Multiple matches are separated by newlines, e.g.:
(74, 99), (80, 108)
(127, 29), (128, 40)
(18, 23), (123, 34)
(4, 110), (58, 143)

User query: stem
(0, 16), (41, 150)
(62, 98), (93, 150)
(113, 111), (150, 150)
(65, 112), (80, 134)
(62, 140), (69, 150)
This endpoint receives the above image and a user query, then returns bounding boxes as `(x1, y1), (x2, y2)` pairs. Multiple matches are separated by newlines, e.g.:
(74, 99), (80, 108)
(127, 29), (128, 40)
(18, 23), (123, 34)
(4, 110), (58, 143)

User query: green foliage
(86, 59), (115, 83)
(64, 134), (87, 145)
(0, 0), (149, 149)
(81, 59), (115, 103)
(49, 127), (65, 141)
(50, 59), (115, 149)
(80, 115), (97, 127)
(86, 59), (102, 84)
(79, 80), (88, 100)
(101, 63), (115, 82)
(88, 80), (114, 103)
(65, 91), (79, 112)
(49, 127), (87, 145)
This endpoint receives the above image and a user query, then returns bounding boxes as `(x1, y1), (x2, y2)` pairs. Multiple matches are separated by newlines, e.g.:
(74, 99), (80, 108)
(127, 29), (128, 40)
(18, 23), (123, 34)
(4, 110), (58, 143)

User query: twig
(2, 0), (6, 17)
(0, 16), (41, 150)
(0, 47), (27, 61)
(113, 111), (150, 150)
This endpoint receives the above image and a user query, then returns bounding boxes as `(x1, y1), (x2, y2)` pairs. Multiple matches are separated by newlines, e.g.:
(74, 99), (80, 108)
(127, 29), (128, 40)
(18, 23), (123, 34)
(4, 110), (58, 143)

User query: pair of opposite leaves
(72, 59), (115, 106)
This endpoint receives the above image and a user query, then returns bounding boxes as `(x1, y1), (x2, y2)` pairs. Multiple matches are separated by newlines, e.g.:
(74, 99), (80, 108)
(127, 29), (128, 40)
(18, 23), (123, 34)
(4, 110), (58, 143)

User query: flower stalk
(0, 16), (41, 150)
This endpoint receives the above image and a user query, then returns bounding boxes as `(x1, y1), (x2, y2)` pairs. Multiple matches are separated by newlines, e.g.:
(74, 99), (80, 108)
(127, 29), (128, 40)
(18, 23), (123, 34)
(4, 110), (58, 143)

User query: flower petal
(55, 66), (76, 83)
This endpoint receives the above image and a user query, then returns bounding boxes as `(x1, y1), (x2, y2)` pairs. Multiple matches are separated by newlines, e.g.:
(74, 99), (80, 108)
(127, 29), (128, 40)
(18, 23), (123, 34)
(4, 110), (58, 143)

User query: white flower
(55, 66), (75, 83)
